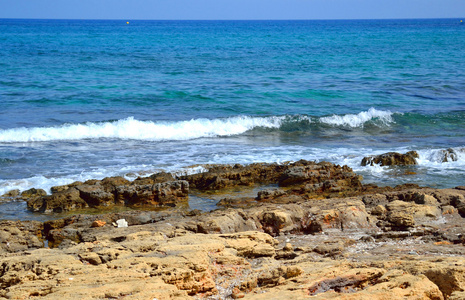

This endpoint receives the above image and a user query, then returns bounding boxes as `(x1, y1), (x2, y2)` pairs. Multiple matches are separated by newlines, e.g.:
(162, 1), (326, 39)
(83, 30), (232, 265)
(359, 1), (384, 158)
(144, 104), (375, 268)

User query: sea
(0, 19), (464, 219)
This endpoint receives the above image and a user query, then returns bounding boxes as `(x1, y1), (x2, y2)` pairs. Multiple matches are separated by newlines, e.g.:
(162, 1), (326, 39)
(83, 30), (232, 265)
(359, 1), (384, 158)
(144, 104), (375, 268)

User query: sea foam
(0, 116), (283, 143)
(0, 108), (394, 143)
(319, 108), (394, 127)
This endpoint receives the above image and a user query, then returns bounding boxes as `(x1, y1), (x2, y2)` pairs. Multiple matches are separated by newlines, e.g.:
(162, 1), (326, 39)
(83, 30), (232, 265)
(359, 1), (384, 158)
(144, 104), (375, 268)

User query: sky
(0, 0), (464, 20)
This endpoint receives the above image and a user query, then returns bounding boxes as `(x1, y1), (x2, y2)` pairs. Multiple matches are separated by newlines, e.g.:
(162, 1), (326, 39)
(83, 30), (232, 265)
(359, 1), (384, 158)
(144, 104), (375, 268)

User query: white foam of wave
(1, 145), (464, 197)
(0, 164), (162, 196)
(0, 176), (81, 197)
(0, 116), (284, 143)
(416, 147), (465, 168)
(319, 108), (394, 128)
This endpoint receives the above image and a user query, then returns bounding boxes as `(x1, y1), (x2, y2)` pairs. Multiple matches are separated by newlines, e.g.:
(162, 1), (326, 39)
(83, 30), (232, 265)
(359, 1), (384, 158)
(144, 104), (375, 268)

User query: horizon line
(0, 17), (463, 22)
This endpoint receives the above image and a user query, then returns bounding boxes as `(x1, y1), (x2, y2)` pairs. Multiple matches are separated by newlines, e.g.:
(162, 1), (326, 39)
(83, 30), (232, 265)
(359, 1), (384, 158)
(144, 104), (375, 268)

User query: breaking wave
(0, 108), (395, 143)
(319, 107), (394, 127)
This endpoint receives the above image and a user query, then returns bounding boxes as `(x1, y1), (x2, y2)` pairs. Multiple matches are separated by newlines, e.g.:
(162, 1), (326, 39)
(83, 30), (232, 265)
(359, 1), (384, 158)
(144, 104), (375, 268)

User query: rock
(79, 252), (102, 265)
(439, 148), (464, 162)
(220, 231), (278, 258)
(383, 200), (441, 230)
(256, 189), (286, 201)
(5, 184), (465, 299)
(258, 209), (297, 236)
(27, 187), (87, 213)
(313, 241), (345, 256)
(301, 198), (376, 234)
(91, 220), (106, 228)
(180, 161), (361, 193)
(258, 266), (303, 287)
(0, 220), (43, 253)
(75, 184), (116, 207)
(101, 176), (131, 187)
(116, 180), (189, 207)
(149, 171), (175, 183)
(450, 291), (465, 300)
(283, 243), (293, 251)
(20, 188), (47, 200)
(1, 189), (20, 199)
(278, 161), (362, 190)
(361, 151), (419, 166)
(33, 179), (189, 212)
(362, 193), (388, 207)
(196, 210), (258, 234)
(386, 211), (415, 230)
(179, 163), (283, 190)
(50, 181), (84, 193)
(371, 205), (387, 216)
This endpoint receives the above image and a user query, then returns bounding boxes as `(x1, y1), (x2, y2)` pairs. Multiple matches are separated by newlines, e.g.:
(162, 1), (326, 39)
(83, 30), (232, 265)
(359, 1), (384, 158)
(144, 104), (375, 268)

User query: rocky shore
(1, 157), (465, 299)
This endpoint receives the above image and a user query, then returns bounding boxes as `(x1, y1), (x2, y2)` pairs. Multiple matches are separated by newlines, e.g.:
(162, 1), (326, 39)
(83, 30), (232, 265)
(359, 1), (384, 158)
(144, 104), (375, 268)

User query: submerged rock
(361, 151), (419, 166)
(438, 148), (464, 162)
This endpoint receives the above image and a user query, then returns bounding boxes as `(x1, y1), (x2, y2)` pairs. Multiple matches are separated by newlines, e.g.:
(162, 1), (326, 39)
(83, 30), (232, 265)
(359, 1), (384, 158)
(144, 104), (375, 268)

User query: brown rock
(75, 184), (115, 207)
(361, 151), (419, 166)
(20, 188), (47, 200)
(27, 187), (87, 213)
(116, 180), (189, 207)
(50, 181), (84, 193)
(1, 189), (20, 199)
(91, 220), (106, 227)
(313, 241), (345, 256)
(0, 220), (43, 253)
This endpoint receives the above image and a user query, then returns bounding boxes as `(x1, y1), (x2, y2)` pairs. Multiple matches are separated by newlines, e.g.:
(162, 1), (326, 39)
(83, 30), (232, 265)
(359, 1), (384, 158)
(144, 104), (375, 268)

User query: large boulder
(361, 151), (419, 166)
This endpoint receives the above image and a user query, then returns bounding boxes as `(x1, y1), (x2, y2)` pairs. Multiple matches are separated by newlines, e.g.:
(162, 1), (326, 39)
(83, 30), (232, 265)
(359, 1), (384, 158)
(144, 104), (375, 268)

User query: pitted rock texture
(361, 151), (419, 166)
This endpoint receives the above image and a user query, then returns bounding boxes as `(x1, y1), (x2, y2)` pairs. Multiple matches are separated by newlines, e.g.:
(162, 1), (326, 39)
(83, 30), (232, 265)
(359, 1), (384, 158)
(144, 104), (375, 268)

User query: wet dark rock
(256, 189), (286, 201)
(50, 181), (84, 193)
(179, 160), (362, 193)
(30, 178), (189, 213)
(439, 148), (464, 162)
(1, 189), (20, 199)
(28, 187), (87, 213)
(361, 151), (419, 166)
(20, 188), (47, 200)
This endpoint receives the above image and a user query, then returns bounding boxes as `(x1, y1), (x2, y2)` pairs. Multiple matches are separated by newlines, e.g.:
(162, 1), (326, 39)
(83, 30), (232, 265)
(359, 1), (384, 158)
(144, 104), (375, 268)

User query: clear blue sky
(0, 0), (464, 20)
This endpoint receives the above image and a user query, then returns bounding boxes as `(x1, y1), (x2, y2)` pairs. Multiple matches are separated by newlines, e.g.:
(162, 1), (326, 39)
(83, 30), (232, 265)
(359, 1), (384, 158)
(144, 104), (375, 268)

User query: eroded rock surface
(27, 178), (189, 213)
(23, 160), (364, 213)
(2, 184), (465, 299)
(2, 162), (465, 299)
(361, 151), (419, 166)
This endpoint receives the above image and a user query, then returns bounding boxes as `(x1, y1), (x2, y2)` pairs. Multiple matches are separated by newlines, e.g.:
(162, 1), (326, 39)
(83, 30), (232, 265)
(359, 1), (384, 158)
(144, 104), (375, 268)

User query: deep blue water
(0, 19), (464, 218)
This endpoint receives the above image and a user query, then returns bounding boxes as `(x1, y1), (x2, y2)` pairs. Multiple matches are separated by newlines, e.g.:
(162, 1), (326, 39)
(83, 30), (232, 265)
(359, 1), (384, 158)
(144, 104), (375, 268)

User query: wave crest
(0, 108), (395, 143)
(0, 116), (284, 143)
(319, 108), (394, 128)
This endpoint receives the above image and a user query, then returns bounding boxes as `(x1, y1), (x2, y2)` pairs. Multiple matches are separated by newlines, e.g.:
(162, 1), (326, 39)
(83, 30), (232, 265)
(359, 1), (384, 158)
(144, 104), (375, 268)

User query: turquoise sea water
(0, 19), (464, 217)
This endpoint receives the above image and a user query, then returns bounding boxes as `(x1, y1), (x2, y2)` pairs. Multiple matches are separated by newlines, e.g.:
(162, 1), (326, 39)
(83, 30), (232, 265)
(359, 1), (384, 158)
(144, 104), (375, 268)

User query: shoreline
(1, 159), (465, 298)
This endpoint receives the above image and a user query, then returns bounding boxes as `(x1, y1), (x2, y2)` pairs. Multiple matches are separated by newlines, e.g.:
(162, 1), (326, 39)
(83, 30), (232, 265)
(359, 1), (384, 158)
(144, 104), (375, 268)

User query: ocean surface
(0, 19), (464, 219)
